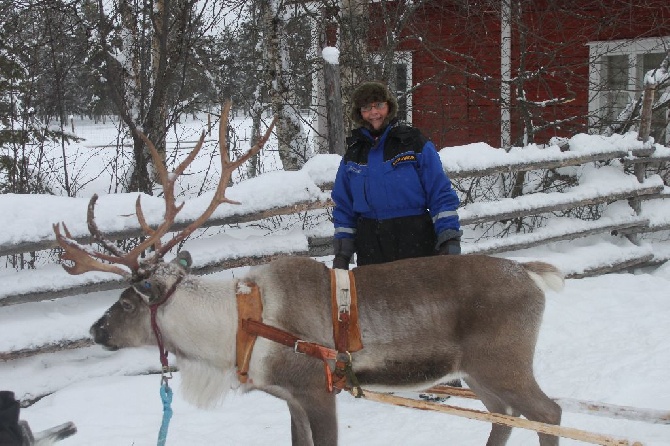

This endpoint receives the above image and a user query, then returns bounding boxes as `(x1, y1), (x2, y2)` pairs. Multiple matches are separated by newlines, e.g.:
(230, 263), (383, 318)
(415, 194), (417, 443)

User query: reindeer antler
(54, 100), (277, 279)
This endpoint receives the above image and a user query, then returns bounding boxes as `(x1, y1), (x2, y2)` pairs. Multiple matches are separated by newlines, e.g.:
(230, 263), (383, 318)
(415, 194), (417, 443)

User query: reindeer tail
(522, 261), (565, 293)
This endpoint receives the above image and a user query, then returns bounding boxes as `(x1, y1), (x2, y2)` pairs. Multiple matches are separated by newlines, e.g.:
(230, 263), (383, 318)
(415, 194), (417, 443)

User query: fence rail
(1, 142), (669, 363)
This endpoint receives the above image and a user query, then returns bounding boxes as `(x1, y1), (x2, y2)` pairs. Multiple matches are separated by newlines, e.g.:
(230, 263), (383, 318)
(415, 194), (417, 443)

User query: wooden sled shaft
(425, 385), (670, 425)
(361, 389), (643, 446)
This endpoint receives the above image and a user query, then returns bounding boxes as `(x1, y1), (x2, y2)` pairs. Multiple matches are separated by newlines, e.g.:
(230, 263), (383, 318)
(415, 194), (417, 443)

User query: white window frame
(588, 36), (670, 138)
(372, 51), (413, 124)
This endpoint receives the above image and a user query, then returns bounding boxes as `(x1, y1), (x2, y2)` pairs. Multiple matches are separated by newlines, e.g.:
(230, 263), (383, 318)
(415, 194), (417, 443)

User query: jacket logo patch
(392, 154), (417, 167)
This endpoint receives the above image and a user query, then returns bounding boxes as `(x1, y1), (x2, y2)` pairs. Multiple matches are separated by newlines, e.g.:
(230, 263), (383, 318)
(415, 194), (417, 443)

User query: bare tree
(256, 0), (313, 171)
(94, 0), (227, 193)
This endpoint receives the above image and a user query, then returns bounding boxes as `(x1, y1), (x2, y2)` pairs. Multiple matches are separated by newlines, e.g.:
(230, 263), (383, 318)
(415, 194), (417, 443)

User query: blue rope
(157, 382), (173, 446)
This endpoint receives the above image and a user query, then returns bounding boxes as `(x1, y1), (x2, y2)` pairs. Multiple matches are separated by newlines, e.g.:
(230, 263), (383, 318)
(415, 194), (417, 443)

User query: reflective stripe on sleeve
(432, 210), (459, 223)
(334, 227), (356, 236)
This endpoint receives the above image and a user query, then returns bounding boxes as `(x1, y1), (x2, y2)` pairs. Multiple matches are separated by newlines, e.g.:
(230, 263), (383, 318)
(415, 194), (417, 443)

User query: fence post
(637, 85), (656, 147)
(626, 84), (656, 245)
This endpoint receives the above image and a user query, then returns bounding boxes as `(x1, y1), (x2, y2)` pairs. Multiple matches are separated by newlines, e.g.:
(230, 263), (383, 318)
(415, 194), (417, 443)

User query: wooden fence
(1, 139), (669, 364)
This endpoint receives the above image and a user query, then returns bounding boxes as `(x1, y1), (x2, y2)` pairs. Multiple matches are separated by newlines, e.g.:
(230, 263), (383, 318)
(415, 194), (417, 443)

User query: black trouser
(355, 213), (437, 266)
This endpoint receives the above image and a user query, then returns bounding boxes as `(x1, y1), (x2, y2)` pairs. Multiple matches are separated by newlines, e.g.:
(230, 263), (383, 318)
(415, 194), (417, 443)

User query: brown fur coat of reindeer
(53, 102), (565, 446)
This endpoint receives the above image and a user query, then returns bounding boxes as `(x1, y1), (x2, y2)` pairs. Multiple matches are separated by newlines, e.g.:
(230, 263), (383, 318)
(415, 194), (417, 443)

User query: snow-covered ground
(7, 266), (670, 446)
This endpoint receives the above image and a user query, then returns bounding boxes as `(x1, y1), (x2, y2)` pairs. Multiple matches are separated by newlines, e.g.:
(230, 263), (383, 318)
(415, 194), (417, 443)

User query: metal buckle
(161, 366), (173, 385)
(338, 289), (351, 321)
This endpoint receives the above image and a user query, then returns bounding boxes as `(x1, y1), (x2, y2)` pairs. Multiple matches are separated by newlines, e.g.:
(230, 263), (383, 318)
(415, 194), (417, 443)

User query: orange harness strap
(235, 271), (364, 393)
(242, 318), (338, 391)
(235, 282), (264, 384)
(329, 269), (363, 353)
(329, 269), (364, 393)
(235, 281), (338, 389)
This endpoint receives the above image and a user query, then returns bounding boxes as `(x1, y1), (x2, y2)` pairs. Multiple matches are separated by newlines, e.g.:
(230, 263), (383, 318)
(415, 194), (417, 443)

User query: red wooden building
(370, 1), (670, 149)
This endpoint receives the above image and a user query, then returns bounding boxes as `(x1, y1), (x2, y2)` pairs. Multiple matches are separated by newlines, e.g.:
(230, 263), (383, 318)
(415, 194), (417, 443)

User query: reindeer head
(53, 101), (276, 350)
(90, 251), (193, 350)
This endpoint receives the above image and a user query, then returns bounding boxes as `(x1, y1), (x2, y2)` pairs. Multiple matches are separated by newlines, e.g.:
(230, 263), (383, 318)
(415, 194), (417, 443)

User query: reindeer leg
(288, 402), (314, 446)
(293, 390), (337, 446)
(497, 380), (561, 446)
(261, 385), (315, 446)
(261, 384), (337, 446)
(464, 377), (517, 446)
(465, 372), (561, 446)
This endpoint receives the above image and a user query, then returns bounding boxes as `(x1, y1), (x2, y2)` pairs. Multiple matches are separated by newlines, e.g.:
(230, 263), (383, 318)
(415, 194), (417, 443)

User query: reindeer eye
(121, 299), (134, 311)
(142, 280), (151, 289)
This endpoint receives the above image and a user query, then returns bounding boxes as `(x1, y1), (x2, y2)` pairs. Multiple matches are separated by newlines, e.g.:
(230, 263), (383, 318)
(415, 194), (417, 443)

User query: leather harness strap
(330, 269), (363, 353)
(235, 282), (264, 384)
(149, 275), (185, 374)
(242, 319), (338, 362)
(329, 269), (364, 394)
(235, 281), (338, 388)
(235, 270), (363, 393)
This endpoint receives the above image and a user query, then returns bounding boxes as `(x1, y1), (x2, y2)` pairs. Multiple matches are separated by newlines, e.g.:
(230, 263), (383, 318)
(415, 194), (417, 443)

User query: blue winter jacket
(332, 122), (461, 245)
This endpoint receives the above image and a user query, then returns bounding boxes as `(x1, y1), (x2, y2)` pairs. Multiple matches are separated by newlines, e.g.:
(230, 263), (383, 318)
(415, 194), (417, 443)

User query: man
(331, 81), (462, 269)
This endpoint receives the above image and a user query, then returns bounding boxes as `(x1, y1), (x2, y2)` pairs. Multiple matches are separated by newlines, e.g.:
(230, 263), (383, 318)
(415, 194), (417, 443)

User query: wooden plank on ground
(361, 389), (643, 446)
(424, 385), (670, 425)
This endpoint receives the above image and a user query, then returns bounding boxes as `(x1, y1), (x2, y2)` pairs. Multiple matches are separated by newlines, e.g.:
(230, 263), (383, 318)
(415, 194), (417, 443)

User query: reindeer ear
(174, 251), (192, 272)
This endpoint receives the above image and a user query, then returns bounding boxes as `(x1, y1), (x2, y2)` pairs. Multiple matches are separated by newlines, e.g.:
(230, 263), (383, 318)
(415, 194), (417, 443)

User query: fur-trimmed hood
(350, 81), (398, 131)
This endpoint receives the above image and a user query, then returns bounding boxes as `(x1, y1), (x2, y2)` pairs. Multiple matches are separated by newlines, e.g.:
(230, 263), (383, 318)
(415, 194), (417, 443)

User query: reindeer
(53, 102), (564, 446)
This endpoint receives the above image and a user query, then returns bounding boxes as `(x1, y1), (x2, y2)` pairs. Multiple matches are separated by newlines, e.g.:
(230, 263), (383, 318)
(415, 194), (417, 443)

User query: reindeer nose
(90, 322), (110, 346)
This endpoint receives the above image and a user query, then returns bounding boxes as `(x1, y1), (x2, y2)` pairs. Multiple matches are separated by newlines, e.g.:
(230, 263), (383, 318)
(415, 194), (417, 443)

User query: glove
(332, 237), (355, 269)
(438, 239), (461, 255)
(332, 255), (350, 270)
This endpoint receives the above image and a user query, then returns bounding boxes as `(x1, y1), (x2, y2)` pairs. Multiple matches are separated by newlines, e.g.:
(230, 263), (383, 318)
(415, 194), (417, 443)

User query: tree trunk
(339, 0), (369, 133)
(128, 134), (152, 193)
(96, 0), (199, 194)
(324, 60), (345, 155)
(261, 0), (304, 171)
(248, 110), (263, 178)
